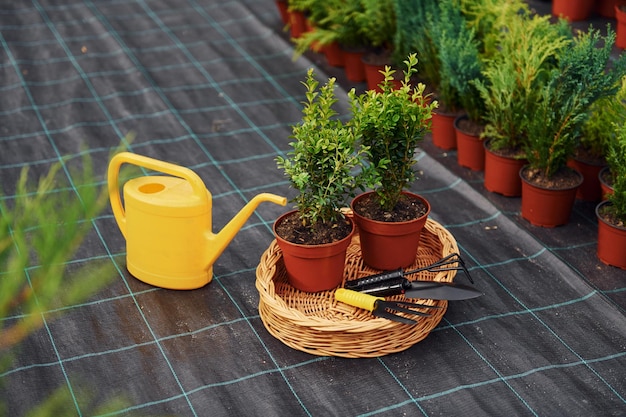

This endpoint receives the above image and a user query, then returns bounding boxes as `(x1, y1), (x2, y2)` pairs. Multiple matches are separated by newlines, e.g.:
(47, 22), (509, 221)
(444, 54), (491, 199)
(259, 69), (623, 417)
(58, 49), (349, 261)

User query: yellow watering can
(107, 152), (286, 290)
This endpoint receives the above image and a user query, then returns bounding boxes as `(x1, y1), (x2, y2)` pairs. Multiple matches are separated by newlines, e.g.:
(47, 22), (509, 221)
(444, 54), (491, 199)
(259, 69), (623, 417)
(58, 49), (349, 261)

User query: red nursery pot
(361, 52), (400, 92)
(430, 111), (459, 150)
(341, 47), (366, 83)
(599, 166), (615, 201)
(567, 158), (606, 202)
(275, 0), (289, 25)
(274, 211), (355, 293)
(552, 0), (594, 21)
(483, 139), (527, 197)
(288, 10), (307, 39)
(454, 115), (485, 171)
(616, 5), (626, 49)
(363, 61), (386, 92)
(520, 166), (583, 227)
(321, 42), (344, 67)
(351, 191), (430, 270)
(596, 200), (626, 269)
(596, 0), (620, 17)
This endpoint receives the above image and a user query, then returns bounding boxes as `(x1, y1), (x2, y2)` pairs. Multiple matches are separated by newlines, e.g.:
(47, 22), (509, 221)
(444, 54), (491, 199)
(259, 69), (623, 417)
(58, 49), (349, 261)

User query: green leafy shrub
(392, 0), (440, 86)
(579, 76), (626, 160)
(436, 0), (484, 118)
(351, 54), (437, 211)
(292, 0), (368, 57)
(473, 13), (570, 152)
(353, 0), (396, 51)
(524, 28), (626, 178)
(0, 156), (115, 351)
(427, 0), (469, 113)
(0, 154), (131, 416)
(606, 123), (626, 222)
(276, 69), (368, 226)
(459, 0), (529, 59)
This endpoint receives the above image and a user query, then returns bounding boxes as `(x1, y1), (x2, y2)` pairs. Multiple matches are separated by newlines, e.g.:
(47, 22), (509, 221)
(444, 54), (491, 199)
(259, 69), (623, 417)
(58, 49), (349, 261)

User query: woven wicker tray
(256, 218), (459, 358)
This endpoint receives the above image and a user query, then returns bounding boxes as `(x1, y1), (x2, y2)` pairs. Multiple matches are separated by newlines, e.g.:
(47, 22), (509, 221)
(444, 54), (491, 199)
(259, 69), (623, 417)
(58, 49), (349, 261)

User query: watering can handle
(107, 152), (209, 239)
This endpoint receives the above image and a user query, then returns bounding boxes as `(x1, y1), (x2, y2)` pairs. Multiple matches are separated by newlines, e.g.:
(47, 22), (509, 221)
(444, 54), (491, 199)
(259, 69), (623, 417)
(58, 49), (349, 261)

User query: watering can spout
(208, 193), (287, 266)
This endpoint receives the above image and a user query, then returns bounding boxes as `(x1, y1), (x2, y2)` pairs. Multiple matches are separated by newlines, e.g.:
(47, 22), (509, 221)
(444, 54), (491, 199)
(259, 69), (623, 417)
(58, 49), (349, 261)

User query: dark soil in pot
(455, 117), (484, 137)
(573, 146), (605, 166)
(598, 203), (626, 228)
(361, 48), (392, 66)
(485, 141), (526, 159)
(352, 193), (428, 222)
(274, 212), (352, 245)
(521, 166), (582, 189)
(600, 166), (614, 188)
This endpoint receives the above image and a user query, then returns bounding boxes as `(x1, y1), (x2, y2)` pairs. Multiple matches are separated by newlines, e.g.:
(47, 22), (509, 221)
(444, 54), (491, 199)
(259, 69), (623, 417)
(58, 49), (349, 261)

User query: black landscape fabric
(0, 1), (624, 416)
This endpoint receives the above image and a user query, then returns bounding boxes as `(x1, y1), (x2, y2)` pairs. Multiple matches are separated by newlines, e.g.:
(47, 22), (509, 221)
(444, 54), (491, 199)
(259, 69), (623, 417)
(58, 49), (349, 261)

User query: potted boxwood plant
(596, 122), (626, 269)
(274, 69), (369, 292)
(521, 28), (626, 227)
(474, 13), (571, 197)
(350, 54), (438, 270)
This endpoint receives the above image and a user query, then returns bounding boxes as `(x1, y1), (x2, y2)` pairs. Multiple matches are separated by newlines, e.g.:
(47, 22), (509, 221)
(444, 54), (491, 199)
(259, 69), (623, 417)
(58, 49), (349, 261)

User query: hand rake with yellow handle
(334, 288), (442, 324)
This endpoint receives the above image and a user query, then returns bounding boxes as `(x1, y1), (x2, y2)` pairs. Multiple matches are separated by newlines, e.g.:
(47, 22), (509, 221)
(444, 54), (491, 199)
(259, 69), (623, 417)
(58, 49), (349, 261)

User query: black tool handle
(353, 277), (409, 297)
(344, 269), (405, 291)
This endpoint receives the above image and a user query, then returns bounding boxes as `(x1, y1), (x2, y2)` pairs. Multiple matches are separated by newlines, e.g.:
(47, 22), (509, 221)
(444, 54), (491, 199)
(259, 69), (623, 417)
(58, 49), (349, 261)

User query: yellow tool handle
(335, 288), (384, 312)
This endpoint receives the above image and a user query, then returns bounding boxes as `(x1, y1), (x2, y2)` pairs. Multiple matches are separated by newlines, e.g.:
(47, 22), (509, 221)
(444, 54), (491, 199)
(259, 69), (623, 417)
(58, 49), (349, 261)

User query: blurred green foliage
(0, 151), (137, 416)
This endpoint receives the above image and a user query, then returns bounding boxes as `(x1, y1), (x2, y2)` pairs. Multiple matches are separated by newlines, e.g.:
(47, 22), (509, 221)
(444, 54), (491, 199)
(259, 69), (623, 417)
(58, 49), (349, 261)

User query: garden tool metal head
(344, 253), (483, 300)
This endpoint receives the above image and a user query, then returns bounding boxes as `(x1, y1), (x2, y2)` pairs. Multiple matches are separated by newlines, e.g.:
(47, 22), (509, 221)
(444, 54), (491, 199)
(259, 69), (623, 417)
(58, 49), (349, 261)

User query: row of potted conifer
(274, 0), (626, 279)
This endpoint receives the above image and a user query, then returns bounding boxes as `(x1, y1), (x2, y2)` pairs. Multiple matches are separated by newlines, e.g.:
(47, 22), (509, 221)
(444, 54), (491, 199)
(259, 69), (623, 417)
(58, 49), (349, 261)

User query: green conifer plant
(603, 123), (626, 225)
(524, 28), (626, 180)
(473, 13), (571, 153)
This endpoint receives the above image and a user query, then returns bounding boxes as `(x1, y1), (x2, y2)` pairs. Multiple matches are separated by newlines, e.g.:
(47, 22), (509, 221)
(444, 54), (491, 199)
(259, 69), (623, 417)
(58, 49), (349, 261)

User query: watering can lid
(124, 175), (209, 217)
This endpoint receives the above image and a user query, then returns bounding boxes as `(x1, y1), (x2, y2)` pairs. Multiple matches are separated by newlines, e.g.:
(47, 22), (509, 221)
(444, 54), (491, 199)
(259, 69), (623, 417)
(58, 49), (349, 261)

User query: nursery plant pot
(288, 10), (308, 39)
(616, 5), (626, 49)
(362, 50), (399, 92)
(598, 166), (615, 201)
(552, 0), (594, 21)
(431, 110), (460, 150)
(341, 46), (366, 83)
(275, 0), (289, 25)
(596, 200), (626, 269)
(274, 210), (355, 293)
(483, 139), (527, 197)
(321, 41), (344, 67)
(351, 191), (430, 270)
(520, 166), (583, 227)
(567, 157), (606, 202)
(363, 61), (386, 92)
(454, 115), (485, 171)
(596, 0), (620, 17)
